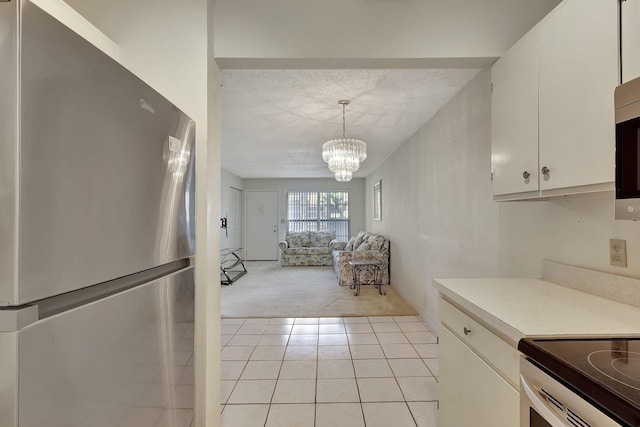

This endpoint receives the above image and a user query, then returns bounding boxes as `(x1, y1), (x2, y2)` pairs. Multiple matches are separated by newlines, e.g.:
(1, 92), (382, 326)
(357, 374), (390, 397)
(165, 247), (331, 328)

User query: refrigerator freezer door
(0, 2), (196, 305)
(16, 267), (194, 427)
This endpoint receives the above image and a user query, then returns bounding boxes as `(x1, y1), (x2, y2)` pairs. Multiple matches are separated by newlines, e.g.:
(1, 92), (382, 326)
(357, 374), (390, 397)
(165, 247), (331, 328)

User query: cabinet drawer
(440, 297), (520, 388)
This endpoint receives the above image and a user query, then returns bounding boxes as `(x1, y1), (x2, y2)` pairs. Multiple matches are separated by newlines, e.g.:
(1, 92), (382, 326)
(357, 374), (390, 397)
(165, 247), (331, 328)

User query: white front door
(245, 191), (279, 260)
(229, 187), (243, 249)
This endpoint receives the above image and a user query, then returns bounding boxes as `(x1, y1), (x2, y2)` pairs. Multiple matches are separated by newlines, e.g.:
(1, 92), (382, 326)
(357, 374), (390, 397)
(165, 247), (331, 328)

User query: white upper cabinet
(622, 0), (640, 83)
(491, 0), (618, 200)
(491, 32), (539, 197)
(538, 0), (617, 192)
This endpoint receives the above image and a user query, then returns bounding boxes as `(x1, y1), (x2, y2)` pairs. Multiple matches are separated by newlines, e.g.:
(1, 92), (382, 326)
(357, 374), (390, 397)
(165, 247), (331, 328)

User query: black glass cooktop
(519, 338), (640, 427)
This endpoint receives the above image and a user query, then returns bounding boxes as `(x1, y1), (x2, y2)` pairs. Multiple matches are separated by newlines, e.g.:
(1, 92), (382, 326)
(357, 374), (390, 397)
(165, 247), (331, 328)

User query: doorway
(245, 190), (279, 260)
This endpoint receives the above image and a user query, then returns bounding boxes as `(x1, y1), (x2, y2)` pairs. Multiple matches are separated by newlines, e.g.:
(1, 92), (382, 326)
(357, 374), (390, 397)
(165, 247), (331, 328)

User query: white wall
(243, 178), (366, 243)
(367, 69), (640, 329)
(58, 1), (220, 425)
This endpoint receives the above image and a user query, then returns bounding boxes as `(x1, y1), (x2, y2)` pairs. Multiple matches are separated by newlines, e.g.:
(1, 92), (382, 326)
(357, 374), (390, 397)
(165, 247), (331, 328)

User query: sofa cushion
(285, 247), (332, 255)
(352, 234), (366, 249)
(367, 235), (387, 251)
(356, 242), (371, 251)
(309, 231), (335, 247)
(345, 236), (357, 251)
(287, 231), (309, 248)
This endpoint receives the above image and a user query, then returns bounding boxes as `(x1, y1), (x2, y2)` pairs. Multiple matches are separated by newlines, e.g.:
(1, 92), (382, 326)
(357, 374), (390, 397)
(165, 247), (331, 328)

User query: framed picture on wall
(373, 180), (382, 221)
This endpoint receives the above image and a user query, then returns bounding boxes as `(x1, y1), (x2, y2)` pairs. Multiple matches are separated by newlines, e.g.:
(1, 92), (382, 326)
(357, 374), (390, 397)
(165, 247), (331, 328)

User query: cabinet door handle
(463, 327), (471, 336)
(541, 166), (550, 176)
(522, 171), (530, 179)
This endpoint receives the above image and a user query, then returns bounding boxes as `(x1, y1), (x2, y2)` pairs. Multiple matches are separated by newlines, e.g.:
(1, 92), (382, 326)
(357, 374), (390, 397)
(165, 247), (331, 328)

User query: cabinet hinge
(491, 171), (494, 182)
(490, 82), (494, 94)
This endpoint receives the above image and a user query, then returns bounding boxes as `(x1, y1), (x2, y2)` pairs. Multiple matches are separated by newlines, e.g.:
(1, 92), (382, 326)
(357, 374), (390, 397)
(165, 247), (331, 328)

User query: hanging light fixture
(322, 100), (367, 182)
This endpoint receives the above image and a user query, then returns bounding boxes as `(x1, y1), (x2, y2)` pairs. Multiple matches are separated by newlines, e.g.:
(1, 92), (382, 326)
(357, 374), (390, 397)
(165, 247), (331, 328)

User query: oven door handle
(521, 374), (567, 427)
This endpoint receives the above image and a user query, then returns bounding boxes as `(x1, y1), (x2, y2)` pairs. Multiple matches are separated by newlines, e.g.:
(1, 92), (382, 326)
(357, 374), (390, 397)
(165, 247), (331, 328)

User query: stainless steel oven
(615, 76), (640, 219)
(520, 357), (620, 427)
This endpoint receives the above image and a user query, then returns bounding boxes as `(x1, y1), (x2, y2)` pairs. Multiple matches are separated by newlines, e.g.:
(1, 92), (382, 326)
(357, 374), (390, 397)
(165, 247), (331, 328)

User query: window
(287, 191), (350, 241)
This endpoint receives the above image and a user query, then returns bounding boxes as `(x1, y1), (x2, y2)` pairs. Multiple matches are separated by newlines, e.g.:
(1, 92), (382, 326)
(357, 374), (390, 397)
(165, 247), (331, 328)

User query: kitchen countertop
(434, 277), (640, 345)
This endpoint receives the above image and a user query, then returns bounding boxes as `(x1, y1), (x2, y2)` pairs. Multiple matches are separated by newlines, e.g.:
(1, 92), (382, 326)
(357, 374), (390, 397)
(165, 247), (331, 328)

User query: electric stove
(519, 338), (640, 426)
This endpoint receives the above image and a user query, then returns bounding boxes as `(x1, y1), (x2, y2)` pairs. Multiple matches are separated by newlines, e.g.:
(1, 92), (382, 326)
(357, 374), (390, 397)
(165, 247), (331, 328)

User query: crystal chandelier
(322, 100), (367, 182)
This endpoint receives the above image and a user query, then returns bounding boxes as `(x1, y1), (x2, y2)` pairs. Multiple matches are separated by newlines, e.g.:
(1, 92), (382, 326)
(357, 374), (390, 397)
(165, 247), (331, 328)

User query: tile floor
(221, 315), (439, 427)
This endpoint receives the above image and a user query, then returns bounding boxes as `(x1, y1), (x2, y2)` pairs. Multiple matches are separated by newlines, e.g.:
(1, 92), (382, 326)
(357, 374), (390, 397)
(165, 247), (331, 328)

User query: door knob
(522, 171), (530, 179)
(541, 166), (550, 176)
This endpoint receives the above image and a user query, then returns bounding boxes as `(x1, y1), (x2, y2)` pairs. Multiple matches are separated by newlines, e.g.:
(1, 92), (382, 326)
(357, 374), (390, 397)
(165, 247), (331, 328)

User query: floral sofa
(278, 231), (340, 266)
(331, 231), (390, 286)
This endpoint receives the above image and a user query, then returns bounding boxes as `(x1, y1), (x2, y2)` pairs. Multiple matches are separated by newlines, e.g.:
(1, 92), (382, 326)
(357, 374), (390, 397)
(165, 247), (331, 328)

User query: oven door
(520, 357), (619, 427)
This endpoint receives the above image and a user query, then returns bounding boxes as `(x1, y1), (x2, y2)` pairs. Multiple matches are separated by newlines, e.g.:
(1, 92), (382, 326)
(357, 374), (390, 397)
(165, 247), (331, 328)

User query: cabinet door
(538, 0), (617, 191)
(491, 32), (539, 196)
(439, 326), (519, 427)
(622, 0), (640, 83)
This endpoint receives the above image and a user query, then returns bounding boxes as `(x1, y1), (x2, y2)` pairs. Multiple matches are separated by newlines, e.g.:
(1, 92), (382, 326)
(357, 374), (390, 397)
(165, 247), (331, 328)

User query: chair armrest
(278, 241), (288, 250)
(330, 239), (347, 251)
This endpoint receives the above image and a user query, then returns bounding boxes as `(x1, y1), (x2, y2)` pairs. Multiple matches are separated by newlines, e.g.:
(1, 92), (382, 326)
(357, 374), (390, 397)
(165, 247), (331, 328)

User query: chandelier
(322, 100), (367, 182)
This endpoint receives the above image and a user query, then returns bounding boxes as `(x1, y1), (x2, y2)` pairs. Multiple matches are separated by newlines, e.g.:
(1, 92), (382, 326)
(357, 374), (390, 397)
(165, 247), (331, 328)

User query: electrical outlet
(610, 239), (627, 268)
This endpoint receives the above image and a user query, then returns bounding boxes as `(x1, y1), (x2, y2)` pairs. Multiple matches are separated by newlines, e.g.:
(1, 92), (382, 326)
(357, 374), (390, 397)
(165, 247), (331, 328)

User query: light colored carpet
(221, 262), (418, 318)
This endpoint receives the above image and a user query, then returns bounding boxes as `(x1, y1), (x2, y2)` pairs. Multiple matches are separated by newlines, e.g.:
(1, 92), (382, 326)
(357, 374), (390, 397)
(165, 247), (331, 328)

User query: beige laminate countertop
(434, 278), (640, 345)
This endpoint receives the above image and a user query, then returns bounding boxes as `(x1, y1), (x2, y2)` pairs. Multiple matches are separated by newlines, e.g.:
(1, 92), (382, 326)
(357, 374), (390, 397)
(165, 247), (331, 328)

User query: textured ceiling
(222, 68), (481, 179)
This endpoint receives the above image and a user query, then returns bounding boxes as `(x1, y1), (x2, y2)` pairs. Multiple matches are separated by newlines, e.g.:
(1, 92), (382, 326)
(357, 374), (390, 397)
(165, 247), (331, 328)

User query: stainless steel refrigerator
(0, 2), (196, 426)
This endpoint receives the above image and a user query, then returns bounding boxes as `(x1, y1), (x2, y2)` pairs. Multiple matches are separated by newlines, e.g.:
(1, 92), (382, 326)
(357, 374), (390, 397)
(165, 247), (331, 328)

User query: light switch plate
(610, 239), (627, 268)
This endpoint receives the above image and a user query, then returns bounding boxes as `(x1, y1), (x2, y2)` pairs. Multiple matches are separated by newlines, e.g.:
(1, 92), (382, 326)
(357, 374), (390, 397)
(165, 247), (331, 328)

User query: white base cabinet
(438, 298), (520, 427)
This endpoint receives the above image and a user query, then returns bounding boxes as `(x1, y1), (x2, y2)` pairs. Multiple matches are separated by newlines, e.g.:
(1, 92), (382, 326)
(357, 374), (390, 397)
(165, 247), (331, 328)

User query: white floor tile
(137, 383), (172, 407)
(167, 384), (194, 409)
(424, 359), (439, 376)
(318, 324), (347, 334)
(221, 318), (246, 326)
(279, 360), (317, 379)
(240, 361), (283, 380)
(388, 359), (432, 377)
(291, 324), (319, 335)
(237, 325), (268, 335)
(250, 345), (286, 361)
(120, 407), (163, 427)
(227, 334), (262, 346)
(316, 378), (360, 403)
(392, 316), (422, 323)
(345, 323), (374, 334)
(272, 379), (316, 403)
(397, 377), (439, 401)
(257, 334), (290, 346)
(404, 332), (438, 344)
(399, 322), (429, 333)
(284, 345), (318, 360)
(265, 404), (315, 427)
(220, 404), (269, 427)
(381, 343), (419, 359)
(221, 346), (254, 361)
(318, 317), (345, 324)
(413, 344), (439, 359)
(371, 322), (402, 333)
(315, 403), (365, 427)
(376, 332), (409, 344)
(343, 317), (370, 324)
(263, 324), (293, 335)
(221, 360), (247, 380)
(362, 402), (417, 427)
(227, 380), (277, 404)
(357, 378), (404, 402)
(288, 334), (318, 346)
(347, 333), (378, 345)
(317, 345), (351, 360)
(220, 380), (236, 404)
(294, 318), (319, 325)
(220, 335), (233, 346)
(408, 401), (438, 427)
(353, 359), (393, 378)
(318, 334), (348, 345)
(269, 318), (295, 325)
(317, 359), (355, 379)
(221, 325), (241, 335)
(243, 318), (271, 326)
(368, 316), (395, 323)
(350, 344), (385, 359)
